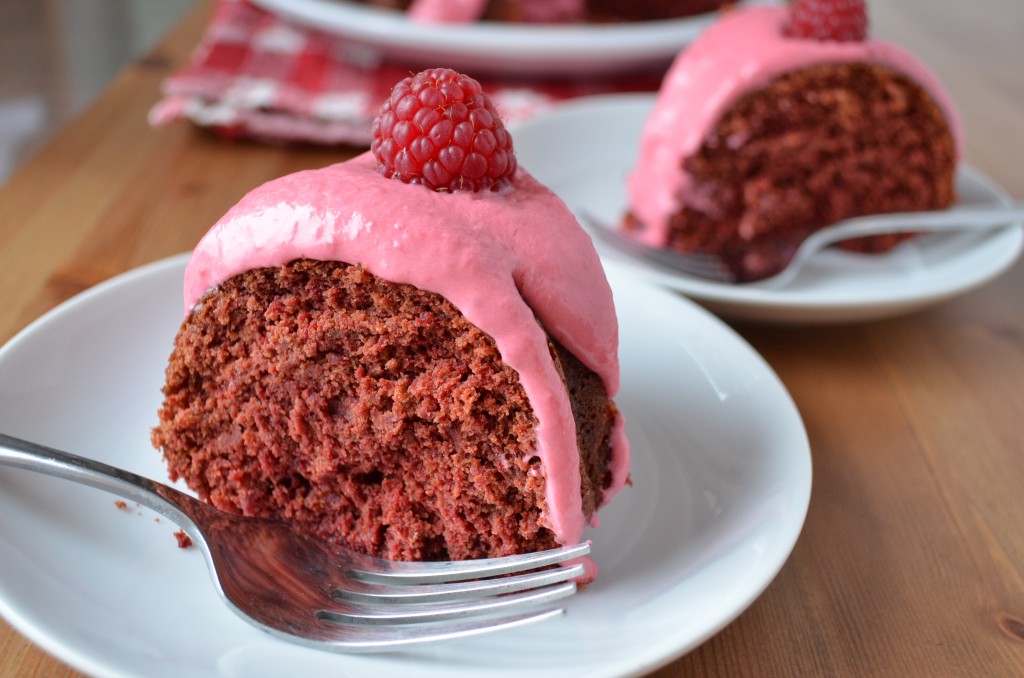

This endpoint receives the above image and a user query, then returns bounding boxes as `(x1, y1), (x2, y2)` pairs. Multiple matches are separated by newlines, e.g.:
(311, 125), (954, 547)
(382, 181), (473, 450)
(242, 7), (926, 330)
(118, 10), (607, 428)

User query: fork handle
(0, 432), (202, 530)
(832, 203), (1024, 238)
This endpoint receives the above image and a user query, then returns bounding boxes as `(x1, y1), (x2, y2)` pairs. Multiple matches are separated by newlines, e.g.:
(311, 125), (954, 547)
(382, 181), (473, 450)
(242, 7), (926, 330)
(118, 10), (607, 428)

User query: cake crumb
(173, 530), (193, 548)
(114, 500), (128, 510)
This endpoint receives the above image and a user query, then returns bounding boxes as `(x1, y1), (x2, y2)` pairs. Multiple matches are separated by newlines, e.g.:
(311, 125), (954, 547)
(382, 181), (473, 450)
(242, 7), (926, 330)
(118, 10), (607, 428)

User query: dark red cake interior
(153, 259), (615, 561)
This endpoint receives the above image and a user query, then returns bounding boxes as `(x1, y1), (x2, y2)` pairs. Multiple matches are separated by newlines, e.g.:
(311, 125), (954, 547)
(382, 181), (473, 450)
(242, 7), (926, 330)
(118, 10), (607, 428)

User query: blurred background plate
(250, 0), (777, 77)
(512, 94), (1024, 324)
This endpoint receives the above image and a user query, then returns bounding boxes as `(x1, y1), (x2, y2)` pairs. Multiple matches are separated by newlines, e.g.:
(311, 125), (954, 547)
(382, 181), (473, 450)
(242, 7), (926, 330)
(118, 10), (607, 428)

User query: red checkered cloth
(150, 0), (663, 146)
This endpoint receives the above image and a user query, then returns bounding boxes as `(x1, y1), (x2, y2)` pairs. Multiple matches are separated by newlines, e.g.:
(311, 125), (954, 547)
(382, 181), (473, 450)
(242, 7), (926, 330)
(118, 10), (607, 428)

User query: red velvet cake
(152, 69), (629, 569)
(625, 1), (962, 282)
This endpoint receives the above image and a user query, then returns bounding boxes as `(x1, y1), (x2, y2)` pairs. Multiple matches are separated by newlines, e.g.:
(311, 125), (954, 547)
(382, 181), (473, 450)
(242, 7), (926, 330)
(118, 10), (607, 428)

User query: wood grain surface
(1, 1), (1022, 675)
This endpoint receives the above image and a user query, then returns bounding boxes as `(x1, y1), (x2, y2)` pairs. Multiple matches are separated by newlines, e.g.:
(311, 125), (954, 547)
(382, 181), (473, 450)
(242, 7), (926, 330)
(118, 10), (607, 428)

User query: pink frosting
(407, 0), (488, 23)
(406, 0), (583, 23)
(183, 152), (630, 548)
(627, 5), (964, 247)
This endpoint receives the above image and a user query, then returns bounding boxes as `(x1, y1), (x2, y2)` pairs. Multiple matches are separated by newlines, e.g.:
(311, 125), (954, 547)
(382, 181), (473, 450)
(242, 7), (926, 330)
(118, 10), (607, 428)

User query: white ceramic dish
(250, 0), (777, 77)
(0, 255), (809, 677)
(511, 94), (1024, 324)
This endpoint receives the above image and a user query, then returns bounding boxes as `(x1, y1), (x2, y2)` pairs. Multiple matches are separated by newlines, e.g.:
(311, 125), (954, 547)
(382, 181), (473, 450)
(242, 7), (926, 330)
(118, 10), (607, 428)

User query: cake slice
(625, 1), (962, 282)
(153, 69), (629, 571)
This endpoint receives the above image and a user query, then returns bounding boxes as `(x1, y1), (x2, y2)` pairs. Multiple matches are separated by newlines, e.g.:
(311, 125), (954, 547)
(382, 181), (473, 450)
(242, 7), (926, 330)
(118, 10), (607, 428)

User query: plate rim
(0, 254), (811, 677)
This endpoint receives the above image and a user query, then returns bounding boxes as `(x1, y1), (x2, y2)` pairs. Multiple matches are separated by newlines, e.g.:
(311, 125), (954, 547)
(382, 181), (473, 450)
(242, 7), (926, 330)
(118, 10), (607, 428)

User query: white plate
(0, 255), (810, 677)
(250, 0), (777, 77)
(512, 94), (1024, 324)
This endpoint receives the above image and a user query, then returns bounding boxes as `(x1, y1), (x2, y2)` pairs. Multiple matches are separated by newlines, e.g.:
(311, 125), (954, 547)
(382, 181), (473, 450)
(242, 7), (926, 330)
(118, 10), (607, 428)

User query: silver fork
(584, 203), (1024, 288)
(0, 432), (589, 652)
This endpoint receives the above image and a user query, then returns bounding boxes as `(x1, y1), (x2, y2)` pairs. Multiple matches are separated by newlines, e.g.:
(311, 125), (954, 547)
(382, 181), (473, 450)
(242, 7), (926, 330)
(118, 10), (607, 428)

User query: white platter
(250, 0), (777, 77)
(511, 94), (1024, 324)
(0, 254), (810, 677)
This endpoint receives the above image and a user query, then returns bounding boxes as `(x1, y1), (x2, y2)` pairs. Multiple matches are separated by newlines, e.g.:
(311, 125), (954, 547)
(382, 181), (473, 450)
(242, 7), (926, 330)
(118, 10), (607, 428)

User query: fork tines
(324, 571), (581, 626)
(315, 543), (589, 638)
(336, 561), (587, 604)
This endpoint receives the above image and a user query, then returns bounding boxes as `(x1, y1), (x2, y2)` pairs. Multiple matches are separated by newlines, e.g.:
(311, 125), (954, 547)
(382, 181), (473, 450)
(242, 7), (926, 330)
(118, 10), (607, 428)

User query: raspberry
(783, 0), (868, 42)
(371, 68), (517, 192)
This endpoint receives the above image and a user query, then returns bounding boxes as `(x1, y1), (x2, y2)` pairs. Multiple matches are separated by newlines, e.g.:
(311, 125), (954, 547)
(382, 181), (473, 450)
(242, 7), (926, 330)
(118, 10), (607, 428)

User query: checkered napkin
(149, 0), (663, 146)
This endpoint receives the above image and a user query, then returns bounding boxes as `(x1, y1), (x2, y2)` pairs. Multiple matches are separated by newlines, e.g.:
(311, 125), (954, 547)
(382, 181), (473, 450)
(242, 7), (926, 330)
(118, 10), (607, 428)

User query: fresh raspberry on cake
(784, 0), (868, 42)
(371, 67), (517, 192)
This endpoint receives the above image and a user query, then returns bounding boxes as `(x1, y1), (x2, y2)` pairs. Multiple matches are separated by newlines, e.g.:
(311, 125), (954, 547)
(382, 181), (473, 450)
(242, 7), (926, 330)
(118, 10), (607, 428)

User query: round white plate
(250, 0), (777, 77)
(0, 255), (810, 677)
(512, 94), (1024, 324)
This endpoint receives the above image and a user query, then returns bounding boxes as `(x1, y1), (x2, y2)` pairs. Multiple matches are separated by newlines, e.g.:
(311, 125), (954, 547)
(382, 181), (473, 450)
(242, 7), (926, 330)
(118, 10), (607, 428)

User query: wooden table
(2, 2), (1023, 675)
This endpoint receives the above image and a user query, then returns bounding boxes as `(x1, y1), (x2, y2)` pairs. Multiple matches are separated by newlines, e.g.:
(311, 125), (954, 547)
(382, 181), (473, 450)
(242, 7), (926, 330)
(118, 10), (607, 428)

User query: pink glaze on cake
(184, 151), (629, 548)
(406, 0), (585, 23)
(518, 0), (586, 23)
(407, 0), (488, 23)
(627, 5), (965, 247)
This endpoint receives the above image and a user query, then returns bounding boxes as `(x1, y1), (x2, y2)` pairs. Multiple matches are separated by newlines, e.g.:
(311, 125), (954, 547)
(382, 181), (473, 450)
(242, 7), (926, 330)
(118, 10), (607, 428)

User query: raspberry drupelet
(783, 0), (867, 42)
(370, 68), (517, 193)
